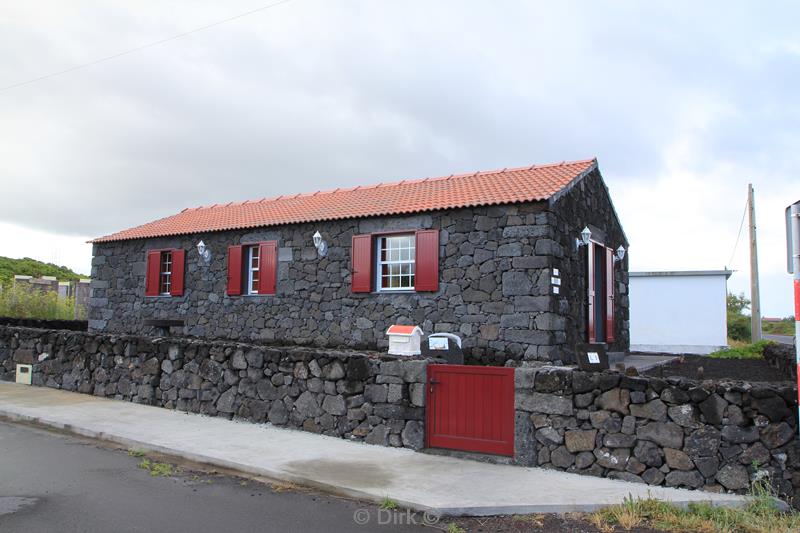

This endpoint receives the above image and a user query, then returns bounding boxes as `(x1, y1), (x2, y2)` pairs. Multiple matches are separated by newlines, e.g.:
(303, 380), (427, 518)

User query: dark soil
(643, 355), (792, 382)
(449, 513), (666, 532)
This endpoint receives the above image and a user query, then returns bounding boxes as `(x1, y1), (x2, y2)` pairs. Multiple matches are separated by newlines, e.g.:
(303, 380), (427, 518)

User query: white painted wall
(629, 271), (730, 355)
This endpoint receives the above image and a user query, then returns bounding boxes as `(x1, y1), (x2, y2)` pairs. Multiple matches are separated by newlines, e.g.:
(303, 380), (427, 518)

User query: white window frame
(376, 234), (415, 292)
(246, 245), (260, 295)
(159, 251), (172, 296)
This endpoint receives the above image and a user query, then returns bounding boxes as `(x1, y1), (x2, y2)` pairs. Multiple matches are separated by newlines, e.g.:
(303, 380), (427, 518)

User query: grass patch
(446, 523), (466, 533)
(127, 448), (146, 457)
(379, 496), (398, 510)
(590, 480), (800, 533)
(137, 458), (176, 477)
(710, 340), (774, 360)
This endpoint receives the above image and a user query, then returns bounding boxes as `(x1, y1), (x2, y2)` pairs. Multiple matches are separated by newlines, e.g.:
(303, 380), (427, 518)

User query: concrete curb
(0, 383), (759, 516)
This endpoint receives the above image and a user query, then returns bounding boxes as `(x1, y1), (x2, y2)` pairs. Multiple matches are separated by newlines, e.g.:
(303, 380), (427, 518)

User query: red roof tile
(92, 158), (597, 243)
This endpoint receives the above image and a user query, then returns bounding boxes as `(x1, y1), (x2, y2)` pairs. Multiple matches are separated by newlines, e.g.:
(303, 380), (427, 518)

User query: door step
(421, 447), (518, 466)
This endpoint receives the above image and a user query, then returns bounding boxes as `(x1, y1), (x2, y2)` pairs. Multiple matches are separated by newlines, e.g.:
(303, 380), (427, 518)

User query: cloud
(0, 0), (797, 314)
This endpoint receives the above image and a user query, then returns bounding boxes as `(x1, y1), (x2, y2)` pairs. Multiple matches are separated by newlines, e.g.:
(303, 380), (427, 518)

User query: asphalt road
(763, 333), (795, 345)
(0, 421), (432, 533)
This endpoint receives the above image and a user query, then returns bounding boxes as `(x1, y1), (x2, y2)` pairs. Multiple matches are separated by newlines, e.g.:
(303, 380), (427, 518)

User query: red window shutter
(415, 229), (439, 292)
(170, 249), (185, 297)
(145, 251), (161, 296)
(351, 234), (373, 293)
(605, 247), (615, 343)
(258, 241), (277, 295)
(587, 243), (596, 343)
(227, 245), (243, 296)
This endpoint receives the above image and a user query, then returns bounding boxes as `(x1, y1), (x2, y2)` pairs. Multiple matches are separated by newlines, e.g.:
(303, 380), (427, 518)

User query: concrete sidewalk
(0, 382), (748, 516)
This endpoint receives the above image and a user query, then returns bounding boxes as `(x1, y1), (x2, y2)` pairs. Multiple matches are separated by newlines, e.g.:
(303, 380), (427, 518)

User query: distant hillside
(0, 256), (87, 285)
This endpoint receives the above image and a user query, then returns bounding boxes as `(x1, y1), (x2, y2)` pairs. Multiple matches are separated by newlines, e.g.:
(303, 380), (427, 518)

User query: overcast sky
(0, 1), (797, 316)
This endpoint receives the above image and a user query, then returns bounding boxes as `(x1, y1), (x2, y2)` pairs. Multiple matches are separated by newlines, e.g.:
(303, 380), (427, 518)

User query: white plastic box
(386, 325), (423, 356)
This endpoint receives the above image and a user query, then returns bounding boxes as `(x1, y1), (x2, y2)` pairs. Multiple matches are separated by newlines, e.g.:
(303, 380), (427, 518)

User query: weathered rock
(665, 470), (704, 489)
(684, 427), (721, 458)
(739, 442), (770, 467)
(535, 427), (563, 446)
(630, 399), (667, 421)
(698, 394), (727, 425)
(401, 421), (424, 450)
(550, 446), (575, 468)
(642, 468), (665, 485)
(322, 394), (346, 416)
(760, 422), (794, 449)
(693, 456), (719, 479)
(216, 387), (237, 413)
(294, 391), (322, 418)
(751, 396), (790, 422)
(597, 388), (630, 415)
(231, 350), (247, 370)
(565, 429), (597, 452)
(668, 404), (702, 428)
(517, 391), (573, 416)
(636, 422), (683, 449)
(716, 464), (750, 490)
(594, 448), (630, 471)
(721, 425), (760, 444)
(268, 400), (289, 424)
(365, 425), (389, 446)
(575, 451), (595, 469)
(604, 433), (637, 448)
(664, 448), (694, 471)
(634, 441), (664, 467)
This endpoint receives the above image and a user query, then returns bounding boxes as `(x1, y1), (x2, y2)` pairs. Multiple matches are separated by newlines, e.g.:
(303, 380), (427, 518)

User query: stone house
(89, 158), (629, 364)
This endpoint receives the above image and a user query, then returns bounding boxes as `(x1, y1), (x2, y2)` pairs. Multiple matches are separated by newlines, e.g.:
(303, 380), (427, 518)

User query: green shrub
(727, 292), (752, 342)
(0, 285), (76, 320)
(710, 340), (775, 359)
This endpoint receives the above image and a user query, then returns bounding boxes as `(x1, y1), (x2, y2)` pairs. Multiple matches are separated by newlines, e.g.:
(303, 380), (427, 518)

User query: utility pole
(748, 183), (762, 342)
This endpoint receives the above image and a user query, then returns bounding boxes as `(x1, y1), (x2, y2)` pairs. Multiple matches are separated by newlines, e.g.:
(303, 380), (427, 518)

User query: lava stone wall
(549, 170), (630, 360)
(764, 343), (797, 381)
(89, 170), (628, 364)
(0, 326), (428, 449)
(514, 365), (800, 507)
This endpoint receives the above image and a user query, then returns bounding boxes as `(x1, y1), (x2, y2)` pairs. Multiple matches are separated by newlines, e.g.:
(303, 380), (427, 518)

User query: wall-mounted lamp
(614, 245), (626, 263)
(196, 240), (212, 264)
(312, 231), (328, 257)
(575, 226), (592, 250)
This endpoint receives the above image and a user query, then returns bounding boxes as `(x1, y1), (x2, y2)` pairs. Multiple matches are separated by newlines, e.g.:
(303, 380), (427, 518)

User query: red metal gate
(425, 364), (515, 456)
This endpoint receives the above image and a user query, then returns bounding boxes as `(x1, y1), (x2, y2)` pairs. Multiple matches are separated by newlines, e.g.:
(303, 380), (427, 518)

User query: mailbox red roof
(93, 158), (597, 243)
(386, 325), (422, 335)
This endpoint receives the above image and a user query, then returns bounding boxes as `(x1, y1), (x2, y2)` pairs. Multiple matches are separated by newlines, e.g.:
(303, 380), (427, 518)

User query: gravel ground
(643, 354), (792, 382)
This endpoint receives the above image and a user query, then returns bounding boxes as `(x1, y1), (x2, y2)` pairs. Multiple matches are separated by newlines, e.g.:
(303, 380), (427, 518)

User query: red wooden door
(426, 365), (515, 456)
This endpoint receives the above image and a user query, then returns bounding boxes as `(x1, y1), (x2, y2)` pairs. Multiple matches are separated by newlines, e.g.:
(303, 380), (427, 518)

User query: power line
(727, 194), (749, 268)
(0, 0), (294, 93)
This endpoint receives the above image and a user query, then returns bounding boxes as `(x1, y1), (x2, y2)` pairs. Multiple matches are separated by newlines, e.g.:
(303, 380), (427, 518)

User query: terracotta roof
(92, 158), (597, 243)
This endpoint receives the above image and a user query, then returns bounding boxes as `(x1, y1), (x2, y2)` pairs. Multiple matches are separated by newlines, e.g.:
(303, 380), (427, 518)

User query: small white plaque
(553, 268), (560, 276)
(551, 277), (561, 286)
(429, 337), (448, 350)
(587, 352), (600, 364)
(553, 286), (560, 294)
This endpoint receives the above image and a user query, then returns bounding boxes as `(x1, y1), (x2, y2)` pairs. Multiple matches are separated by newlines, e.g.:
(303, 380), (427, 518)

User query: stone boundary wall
(0, 326), (428, 450)
(0, 317), (88, 331)
(764, 343), (797, 381)
(514, 365), (800, 508)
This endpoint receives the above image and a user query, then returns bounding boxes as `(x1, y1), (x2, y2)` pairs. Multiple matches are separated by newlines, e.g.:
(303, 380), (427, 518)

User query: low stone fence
(764, 342), (797, 381)
(0, 317), (88, 331)
(0, 325), (428, 449)
(514, 365), (800, 507)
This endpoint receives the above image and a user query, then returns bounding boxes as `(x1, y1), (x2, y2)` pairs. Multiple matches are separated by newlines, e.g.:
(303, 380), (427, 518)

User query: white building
(629, 270), (732, 355)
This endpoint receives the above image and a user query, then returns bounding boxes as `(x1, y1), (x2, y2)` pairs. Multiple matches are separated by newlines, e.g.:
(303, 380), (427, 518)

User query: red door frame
(425, 364), (515, 457)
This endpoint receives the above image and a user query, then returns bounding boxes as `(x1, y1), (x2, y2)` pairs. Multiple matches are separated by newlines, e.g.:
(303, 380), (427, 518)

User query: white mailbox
(386, 325), (423, 356)
(16, 364), (32, 385)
